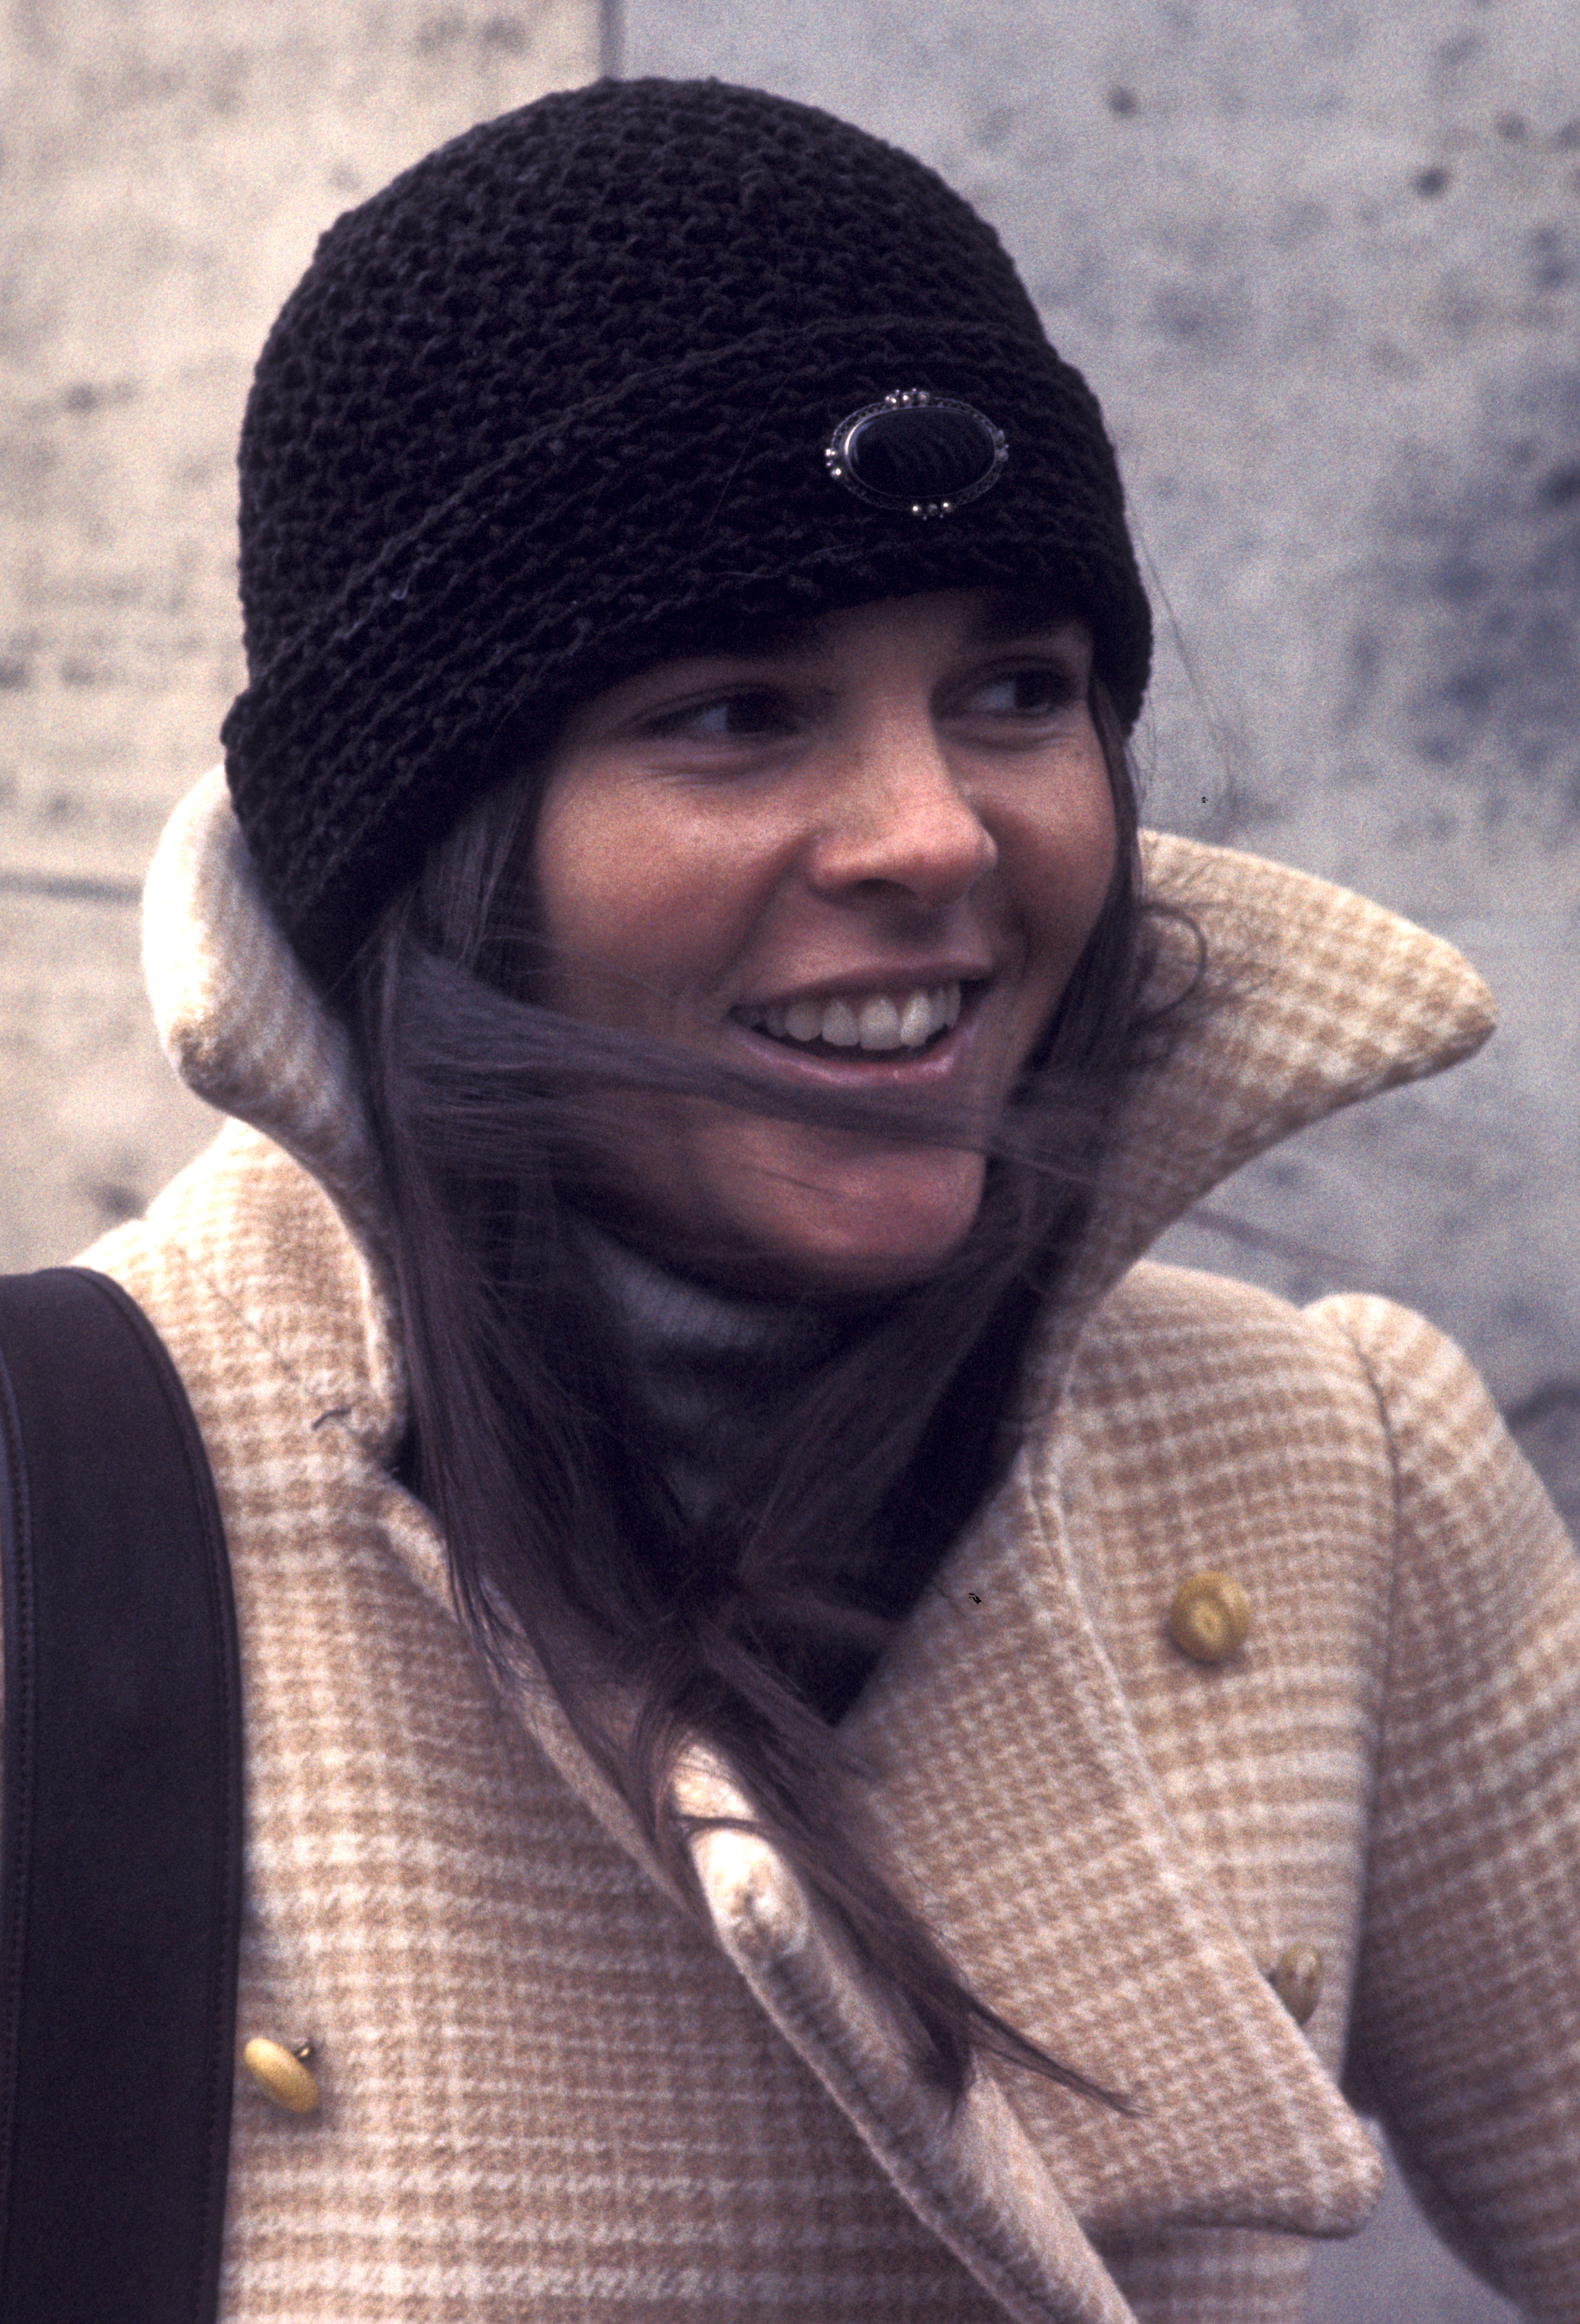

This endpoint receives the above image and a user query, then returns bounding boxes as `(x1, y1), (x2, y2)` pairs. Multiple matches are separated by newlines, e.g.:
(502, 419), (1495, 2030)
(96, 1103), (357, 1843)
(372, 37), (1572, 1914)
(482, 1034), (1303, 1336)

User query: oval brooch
(824, 390), (1007, 519)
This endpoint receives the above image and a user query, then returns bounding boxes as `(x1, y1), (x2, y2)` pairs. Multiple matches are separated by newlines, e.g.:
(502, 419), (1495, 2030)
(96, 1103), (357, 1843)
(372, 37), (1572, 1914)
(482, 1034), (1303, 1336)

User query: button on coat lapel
(835, 1448), (1385, 2240)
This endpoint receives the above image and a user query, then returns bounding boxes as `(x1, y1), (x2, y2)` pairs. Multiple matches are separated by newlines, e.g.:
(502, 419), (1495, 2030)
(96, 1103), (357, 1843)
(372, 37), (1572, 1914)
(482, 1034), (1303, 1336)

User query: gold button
(1168, 1573), (1251, 1665)
(243, 2037), (321, 2113)
(1271, 1943), (1324, 2026)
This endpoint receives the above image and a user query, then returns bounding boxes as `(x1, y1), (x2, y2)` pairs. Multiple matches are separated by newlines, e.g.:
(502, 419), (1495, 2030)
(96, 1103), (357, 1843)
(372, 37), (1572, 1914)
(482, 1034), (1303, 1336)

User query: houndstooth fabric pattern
(64, 775), (1580, 2320)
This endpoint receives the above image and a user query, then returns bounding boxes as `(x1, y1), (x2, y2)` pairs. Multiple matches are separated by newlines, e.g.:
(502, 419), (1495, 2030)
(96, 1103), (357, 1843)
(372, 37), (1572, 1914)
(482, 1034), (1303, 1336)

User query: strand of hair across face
(349, 684), (1160, 2109)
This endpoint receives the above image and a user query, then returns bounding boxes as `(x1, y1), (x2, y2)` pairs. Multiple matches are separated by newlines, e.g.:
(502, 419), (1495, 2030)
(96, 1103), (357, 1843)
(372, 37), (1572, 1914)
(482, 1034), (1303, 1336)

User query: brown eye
(964, 666), (1079, 720)
(650, 689), (796, 741)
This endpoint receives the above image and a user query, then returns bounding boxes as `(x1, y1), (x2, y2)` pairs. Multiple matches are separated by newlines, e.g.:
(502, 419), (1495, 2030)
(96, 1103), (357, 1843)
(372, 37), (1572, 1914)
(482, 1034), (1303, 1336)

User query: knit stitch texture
(222, 79), (1151, 978)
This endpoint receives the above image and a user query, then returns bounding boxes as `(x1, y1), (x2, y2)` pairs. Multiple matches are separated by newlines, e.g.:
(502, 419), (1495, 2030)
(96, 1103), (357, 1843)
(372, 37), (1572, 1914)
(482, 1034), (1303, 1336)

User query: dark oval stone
(845, 401), (1000, 504)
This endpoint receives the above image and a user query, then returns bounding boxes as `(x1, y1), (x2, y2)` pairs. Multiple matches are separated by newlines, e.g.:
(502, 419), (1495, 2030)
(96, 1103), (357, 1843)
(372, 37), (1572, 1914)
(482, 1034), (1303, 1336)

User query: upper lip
(731, 961), (993, 1012)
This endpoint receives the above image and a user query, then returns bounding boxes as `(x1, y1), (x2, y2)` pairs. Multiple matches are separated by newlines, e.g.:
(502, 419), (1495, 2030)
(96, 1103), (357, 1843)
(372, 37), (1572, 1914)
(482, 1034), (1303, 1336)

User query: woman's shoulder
(1055, 1259), (1520, 1544)
(1057, 1259), (1571, 1602)
(73, 1123), (403, 1459)
(1067, 1254), (1389, 1400)
(1072, 1256), (1497, 1393)
(79, 1121), (346, 1308)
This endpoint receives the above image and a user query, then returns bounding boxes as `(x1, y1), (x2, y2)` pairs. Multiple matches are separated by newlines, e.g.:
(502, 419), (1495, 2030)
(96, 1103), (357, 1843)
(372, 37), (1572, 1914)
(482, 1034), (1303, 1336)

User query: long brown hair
(351, 672), (1155, 2109)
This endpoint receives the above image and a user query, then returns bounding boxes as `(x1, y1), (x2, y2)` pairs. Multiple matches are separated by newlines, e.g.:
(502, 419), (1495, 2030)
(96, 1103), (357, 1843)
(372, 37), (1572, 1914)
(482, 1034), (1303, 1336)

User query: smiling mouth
(733, 981), (966, 1055)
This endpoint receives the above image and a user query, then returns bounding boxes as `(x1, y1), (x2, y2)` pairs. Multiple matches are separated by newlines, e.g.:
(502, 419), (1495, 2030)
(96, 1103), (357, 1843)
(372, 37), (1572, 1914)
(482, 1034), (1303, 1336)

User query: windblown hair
(351, 676), (1162, 2111)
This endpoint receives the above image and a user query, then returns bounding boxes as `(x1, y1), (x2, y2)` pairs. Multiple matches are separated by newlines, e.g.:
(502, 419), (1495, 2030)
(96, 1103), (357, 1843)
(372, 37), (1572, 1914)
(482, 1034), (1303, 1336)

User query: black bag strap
(0, 1267), (241, 2324)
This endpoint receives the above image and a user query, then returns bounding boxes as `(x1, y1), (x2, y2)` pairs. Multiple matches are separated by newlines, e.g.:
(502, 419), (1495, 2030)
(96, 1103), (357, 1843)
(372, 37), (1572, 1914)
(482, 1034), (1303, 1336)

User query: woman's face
(532, 587), (1120, 1292)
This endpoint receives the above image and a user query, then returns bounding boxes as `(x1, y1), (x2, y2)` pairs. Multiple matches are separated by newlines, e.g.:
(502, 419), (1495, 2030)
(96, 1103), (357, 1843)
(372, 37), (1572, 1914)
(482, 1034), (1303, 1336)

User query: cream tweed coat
(75, 771), (1580, 2324)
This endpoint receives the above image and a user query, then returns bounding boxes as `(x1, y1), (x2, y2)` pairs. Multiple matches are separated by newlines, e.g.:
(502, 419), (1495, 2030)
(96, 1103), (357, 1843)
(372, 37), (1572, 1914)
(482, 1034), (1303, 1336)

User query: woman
(84, 77), (1579, 2322)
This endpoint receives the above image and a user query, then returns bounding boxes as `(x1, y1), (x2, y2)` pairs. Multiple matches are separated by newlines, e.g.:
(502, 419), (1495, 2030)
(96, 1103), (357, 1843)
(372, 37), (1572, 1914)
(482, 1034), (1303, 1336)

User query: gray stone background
(2, 2), (1573, 2315)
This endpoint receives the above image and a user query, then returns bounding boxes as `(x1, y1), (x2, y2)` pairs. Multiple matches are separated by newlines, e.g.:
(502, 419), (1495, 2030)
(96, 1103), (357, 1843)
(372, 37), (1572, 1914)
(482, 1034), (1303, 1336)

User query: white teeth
(859, 997), (901, 1050)
(897, 991), (933, 1047)
(741, 982), (965, 1053)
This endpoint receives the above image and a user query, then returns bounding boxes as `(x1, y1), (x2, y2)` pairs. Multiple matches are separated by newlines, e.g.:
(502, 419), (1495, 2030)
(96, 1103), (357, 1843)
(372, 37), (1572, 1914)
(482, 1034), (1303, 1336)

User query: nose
(804, 709), (997, 909)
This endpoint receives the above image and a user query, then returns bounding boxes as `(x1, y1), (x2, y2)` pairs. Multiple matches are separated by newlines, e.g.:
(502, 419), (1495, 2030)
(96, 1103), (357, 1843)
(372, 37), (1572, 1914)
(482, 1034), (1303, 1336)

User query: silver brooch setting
(824, 390), (1008, 519)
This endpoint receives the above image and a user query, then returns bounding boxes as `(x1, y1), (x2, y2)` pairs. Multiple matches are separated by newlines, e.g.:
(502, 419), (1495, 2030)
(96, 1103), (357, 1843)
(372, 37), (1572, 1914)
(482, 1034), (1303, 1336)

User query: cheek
(529, 776), (777, 1018)
(531, 782), (703, 1012)
(1019, 757), (1122, 988)
(1073, 785), (1122, 935)
(531, 790), (639, 961)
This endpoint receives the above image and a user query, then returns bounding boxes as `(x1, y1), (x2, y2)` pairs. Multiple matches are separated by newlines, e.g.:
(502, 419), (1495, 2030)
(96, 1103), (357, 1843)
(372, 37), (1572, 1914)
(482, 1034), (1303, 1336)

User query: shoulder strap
(0, 1267), (241, 2324)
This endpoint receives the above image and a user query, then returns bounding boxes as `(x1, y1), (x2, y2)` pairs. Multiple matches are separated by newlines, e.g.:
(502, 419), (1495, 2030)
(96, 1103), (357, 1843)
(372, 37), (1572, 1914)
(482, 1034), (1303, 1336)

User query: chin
(737, 1147), (988, 1294)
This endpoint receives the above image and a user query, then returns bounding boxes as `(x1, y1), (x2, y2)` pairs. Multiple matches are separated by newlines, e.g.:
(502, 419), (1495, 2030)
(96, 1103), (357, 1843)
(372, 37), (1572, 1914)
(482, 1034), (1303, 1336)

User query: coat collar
(144, 767), (1495, 1435)
(143, 769), (1492, 2319)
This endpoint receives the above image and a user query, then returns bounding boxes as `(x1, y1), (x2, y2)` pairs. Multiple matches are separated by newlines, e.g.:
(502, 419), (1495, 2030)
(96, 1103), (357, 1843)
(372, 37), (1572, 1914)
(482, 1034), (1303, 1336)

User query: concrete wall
(3, 4), (1572, 2315)
(0, 0), (596, 1261)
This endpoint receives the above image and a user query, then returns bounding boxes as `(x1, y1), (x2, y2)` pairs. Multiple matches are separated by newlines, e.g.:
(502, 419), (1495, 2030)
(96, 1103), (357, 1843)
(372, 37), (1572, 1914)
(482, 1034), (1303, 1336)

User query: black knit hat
(222, 77), (1152, 978)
